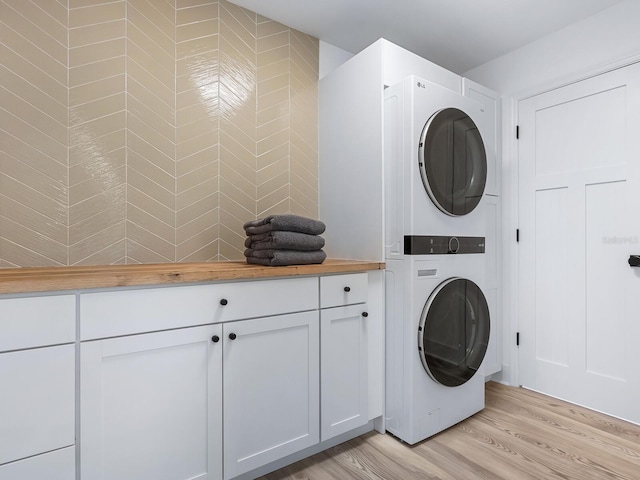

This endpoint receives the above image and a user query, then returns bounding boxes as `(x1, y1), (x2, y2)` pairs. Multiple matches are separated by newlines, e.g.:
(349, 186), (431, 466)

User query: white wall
(319, 41), (354, 79)
(463, 0), (640, 387)
(464, 0), (640, 95)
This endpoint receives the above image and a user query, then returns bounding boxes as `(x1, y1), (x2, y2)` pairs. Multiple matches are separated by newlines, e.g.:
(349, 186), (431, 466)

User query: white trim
(511, 53), (640, 101)
(502, 95), (520, 388)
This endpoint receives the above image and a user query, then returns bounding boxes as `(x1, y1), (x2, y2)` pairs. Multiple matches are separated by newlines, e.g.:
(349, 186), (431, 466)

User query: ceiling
(226, 0), (623, 74)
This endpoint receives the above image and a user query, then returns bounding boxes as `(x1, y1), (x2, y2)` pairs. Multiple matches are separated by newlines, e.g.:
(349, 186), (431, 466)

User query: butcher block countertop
(0, 259), (385, 295)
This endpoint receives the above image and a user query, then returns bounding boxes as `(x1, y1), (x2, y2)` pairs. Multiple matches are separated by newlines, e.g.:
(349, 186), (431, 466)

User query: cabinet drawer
(320, 273), (368, 308)
(0, 446), (75, 480)
(81, 276), (318, 340)
(0, 345), (75, 465)
(0, 295), (76, 352)
(213, 276), (318, 325)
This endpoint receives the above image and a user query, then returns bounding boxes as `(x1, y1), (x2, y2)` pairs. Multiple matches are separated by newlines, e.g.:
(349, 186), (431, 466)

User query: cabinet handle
(229, 332), (237, 340)
(211, 335), (220, 343)
(344, 286), (351, 292)
(220, 298), (228, 306)
(362, 311), (368, 317)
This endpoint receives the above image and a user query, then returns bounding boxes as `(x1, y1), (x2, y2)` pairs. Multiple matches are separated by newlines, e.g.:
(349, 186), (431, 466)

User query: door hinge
(516, 229), (520, 242)
(516, 332), (520, 346)
(516, 125), (520, 139)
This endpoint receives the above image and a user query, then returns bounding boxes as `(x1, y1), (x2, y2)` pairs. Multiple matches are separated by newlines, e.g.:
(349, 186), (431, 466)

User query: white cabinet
(483, 195), (502, 376)
(0, 448), (75, 480)
(223, 311), (319, 479)
(320, 273), (368, 308)
(80, 277), (318, 340)
(79, 277), (322, 480)
(0, 294), (75, 351)
(1, 268), (380, 480)
(0, 345), (75, 465)
(320, 304), (368, 441)
(0, 294), (75, 478)
(80, 310), (323, 480)
(462, 77), (501, 197)
(464, 76), (503, 377)
(319, 273), (369, 441)
(319, 39), (462, 261)
(80, 324), (223, 480)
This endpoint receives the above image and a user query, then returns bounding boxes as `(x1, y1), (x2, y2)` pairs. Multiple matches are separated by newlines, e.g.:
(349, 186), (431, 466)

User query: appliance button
(448, 236), (460, 254)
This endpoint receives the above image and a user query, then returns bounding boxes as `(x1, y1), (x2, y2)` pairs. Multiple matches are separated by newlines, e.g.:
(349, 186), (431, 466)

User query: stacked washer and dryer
(383, 75), (492, 444)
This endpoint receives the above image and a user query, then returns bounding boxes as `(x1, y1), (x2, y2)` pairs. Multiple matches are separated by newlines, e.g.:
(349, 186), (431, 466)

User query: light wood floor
(259, 382), (640, 480)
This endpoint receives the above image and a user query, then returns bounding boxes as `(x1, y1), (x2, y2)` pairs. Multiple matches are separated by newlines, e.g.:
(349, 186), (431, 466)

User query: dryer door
(418, 277), (490, 387)
(418, 108), (487, 216)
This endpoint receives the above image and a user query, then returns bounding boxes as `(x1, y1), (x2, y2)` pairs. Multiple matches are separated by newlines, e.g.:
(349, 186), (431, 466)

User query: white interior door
(518, 63), (640, 423)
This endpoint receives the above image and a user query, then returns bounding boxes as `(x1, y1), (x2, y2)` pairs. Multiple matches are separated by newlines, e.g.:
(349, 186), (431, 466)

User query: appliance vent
(417, 269), (437, 277)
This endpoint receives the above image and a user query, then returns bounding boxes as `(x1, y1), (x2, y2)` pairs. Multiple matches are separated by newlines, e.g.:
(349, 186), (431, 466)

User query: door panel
(585, 181), (629, 381)
(518, 63), (640, 423)
(534, 187), (569, 368)
(534, 85), (626, 175)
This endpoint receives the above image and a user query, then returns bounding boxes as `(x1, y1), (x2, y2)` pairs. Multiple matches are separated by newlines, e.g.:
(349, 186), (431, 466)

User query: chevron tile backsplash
(0, 0), (319, 267)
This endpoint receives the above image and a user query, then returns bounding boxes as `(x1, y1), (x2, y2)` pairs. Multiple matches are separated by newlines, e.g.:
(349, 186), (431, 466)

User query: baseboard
(232, 419), (379, 480)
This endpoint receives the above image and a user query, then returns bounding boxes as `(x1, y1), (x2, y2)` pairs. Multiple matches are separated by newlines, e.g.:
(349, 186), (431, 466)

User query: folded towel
(243, 214), (326, 236)
(244, 231), (325, 251)
(244, 249), (327, 266)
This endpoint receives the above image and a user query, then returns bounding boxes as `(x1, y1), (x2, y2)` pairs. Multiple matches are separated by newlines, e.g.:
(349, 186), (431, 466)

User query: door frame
(501, 53), (640, 388)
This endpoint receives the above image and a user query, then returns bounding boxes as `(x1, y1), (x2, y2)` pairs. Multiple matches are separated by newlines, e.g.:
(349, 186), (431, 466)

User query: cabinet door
(80, 324), (222, 480)
(0, 446), (75, 480)
(0, 344), (75, 465)
(320, 304), (368, 441)
(223, 311), (319, 480)
(483, 195), (502, 376)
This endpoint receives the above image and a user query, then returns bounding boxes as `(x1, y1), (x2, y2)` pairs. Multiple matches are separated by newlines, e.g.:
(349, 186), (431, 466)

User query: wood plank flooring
(259, 382), (640, 480)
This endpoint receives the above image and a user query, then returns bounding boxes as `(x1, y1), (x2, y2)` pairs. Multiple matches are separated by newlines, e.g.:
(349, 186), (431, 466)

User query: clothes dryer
(384, 75), (491, 259)
(385, 241), (490, 444)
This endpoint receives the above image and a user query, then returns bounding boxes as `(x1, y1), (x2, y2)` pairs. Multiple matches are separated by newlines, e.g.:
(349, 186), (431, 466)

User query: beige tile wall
(0, 0), (319, 267)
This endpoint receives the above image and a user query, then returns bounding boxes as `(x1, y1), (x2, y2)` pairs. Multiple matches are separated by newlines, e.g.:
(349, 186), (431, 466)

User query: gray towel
(244, 249), (327, 266)
(243, 214), (326, 235)
(244, 231), (325, 251)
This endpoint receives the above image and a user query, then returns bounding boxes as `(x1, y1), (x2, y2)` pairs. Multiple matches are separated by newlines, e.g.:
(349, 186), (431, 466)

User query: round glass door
(418, 108), (487, 216)
(418, 277), (490, 387)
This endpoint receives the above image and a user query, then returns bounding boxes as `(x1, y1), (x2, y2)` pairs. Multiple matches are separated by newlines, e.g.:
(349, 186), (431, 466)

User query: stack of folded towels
(243, 214), (327, 266)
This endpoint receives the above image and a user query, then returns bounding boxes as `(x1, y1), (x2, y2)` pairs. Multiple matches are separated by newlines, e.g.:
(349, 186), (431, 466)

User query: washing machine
(385, 246), (490, 444)
(384, 75), (491, 258)
(382, 74), (491, 444)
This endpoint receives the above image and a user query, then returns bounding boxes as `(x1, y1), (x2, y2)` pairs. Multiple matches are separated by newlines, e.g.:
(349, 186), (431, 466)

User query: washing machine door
(418, 277), (490, 387)
(418, 108), (487, 216)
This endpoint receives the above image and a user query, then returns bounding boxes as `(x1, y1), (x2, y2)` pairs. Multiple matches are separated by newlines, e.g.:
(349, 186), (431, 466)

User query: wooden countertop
(0, 259), (385, 295)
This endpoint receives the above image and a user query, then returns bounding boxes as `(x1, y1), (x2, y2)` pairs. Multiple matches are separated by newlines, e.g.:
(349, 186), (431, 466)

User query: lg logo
(416, 81), (426, 88)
